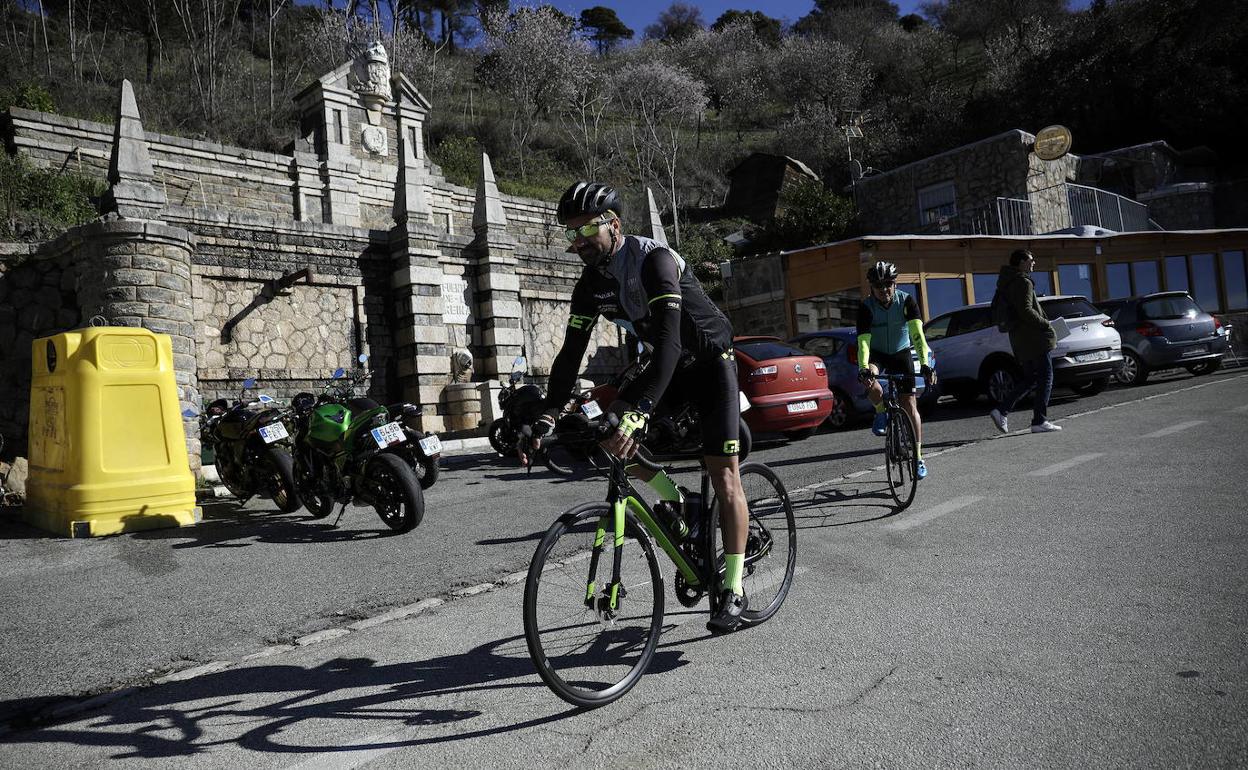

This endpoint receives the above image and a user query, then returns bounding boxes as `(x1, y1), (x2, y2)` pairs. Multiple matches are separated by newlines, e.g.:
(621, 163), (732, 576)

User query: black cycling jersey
(544, 235), (734, 414)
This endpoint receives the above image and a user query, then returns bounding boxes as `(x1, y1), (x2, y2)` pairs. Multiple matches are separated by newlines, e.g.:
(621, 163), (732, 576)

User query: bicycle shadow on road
(788, 480), (906, 528)
(0, 628), (691, 759)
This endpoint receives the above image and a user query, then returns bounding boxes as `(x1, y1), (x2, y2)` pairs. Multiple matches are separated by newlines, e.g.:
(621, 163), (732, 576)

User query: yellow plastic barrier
(25, 327), (199, 537)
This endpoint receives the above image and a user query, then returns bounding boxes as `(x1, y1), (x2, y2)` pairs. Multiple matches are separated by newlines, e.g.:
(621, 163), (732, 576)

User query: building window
(334, 109), (345, 144)
(897, 283), (921, 310)
(1058, 264), (1093, 299)
(1191, 253), (1218, 311)
(925, 277), (966, 318)
(1132, 261), (1160, 296)
(1106, 262), (1131, 299)
(972, 273), (997, 304)
(1032, 271), (1053, 297)
(917, 181), (957, 226)
(1164, 255), (1189, 292)
(1222, 250), (1247, 310)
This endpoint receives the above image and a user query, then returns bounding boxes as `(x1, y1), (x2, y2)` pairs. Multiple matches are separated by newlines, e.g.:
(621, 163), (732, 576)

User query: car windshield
(737, 339), (806, 360)
(1140, 295), (1201, 320)
(1040, 297), (1100, 320)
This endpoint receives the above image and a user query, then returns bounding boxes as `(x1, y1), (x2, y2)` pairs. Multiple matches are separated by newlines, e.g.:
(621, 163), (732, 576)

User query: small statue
(450, 349), (474, 383)
(350, 42), (391, 102)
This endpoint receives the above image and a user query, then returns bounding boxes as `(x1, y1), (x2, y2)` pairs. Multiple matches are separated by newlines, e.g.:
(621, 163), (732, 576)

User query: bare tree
(170, 0), (243, 124)
(557, 65), (614, 179)
(608, 58), (707, 246)
(477, 5), (589, 179)
(267, 0), (291, 116)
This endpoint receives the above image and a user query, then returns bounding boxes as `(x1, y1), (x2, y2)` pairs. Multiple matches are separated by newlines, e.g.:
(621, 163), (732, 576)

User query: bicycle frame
(585, 455), (712, 612)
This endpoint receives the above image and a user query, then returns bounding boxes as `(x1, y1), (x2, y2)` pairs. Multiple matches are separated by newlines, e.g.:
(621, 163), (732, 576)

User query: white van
(925, 295), (1123, 404)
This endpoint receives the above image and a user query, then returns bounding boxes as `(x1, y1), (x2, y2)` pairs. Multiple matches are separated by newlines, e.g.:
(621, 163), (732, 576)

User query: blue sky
(543, 1), (1092, 39)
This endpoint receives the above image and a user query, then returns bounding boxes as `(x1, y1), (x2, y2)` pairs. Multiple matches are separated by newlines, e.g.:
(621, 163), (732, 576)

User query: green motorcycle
(290, 362), (424, 533)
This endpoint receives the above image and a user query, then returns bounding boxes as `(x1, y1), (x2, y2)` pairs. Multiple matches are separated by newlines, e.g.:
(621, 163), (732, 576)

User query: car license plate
(1180, 345), (1207, 357)
(581, 400), (603, 419)
(371, 421), (406, 448)
(1074, 350), (1108, 363)
(418, 434), (442, 455)
(258, 423), (288, 444)
(786, 400), (818, 414)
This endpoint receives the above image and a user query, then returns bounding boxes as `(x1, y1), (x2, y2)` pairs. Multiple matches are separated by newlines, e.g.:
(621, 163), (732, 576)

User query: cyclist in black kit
(522, 181), (751, 633)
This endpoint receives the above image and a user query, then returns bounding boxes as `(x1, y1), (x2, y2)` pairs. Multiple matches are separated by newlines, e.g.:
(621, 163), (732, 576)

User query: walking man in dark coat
(989, 249), (1062, 434)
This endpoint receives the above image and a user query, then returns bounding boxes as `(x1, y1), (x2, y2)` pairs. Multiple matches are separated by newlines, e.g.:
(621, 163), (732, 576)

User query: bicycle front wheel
(885, 408), (918, 511)
(710, 462), (797, 627)
(523, 503), (665, 708)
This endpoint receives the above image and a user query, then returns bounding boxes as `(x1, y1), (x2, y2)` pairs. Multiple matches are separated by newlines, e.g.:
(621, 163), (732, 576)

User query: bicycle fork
(585, 500), (628, 615)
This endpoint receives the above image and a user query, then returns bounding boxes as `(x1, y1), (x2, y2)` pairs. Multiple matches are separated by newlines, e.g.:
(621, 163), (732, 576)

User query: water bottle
(655, 499), (689, 541)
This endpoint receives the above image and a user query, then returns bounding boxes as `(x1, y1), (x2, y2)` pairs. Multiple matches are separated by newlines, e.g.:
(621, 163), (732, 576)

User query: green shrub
(0, 82), (56, 113)
(429, 134), (483, 188)
(0, 154), (103, 240)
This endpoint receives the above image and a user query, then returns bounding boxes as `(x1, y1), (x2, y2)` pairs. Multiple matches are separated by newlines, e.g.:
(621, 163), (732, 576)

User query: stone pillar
(322, 156), (362, 227)
(74, 220), (200, 468)
(390, 225), (450, 432)
(392, 73), (432, 227)
(87, 78), (200, 468)
(470, 152), (524, 380)
(291, 153), (322, 223)
(638, 186), (670, 247)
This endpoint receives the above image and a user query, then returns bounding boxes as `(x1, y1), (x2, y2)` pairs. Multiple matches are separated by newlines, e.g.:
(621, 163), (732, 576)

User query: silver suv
(925, 295), (1124, 404)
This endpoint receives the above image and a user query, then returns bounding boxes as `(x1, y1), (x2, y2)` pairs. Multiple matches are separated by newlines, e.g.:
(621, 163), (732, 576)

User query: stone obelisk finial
(100, 79), (166, 218)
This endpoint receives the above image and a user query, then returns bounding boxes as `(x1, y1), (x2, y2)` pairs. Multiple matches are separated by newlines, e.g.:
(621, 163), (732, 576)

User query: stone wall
(721, 254), (788, 338)
(0, 244), (79, 457)
(1137, 184), (1217, 230)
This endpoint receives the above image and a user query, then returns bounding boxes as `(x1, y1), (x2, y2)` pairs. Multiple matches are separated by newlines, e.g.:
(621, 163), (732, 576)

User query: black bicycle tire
(885, 409), (919, 511)
(523, 503), (665, 709)
(708, 462), (797, 626)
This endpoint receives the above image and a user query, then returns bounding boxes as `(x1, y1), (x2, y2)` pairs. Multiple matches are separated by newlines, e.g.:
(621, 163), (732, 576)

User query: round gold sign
(1034, 125), (1073, 161)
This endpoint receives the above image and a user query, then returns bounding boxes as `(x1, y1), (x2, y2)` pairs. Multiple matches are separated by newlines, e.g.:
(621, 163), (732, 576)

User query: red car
(733, 336), (835, 440)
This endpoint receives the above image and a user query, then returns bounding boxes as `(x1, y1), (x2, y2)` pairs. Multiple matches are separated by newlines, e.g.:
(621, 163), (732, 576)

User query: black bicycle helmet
(557, 181), (623, 224)
(867, 260), (898, 286)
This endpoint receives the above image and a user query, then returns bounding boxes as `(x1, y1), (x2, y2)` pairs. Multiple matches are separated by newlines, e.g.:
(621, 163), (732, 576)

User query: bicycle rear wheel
(523, 503), (664, 708)
(709, 462), (797, 626)
(885, 408), (918, 511)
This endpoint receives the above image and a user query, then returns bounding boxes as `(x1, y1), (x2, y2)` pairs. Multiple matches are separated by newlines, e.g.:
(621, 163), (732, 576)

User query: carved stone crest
(349, 42), (391, 102)
(361, 125), (387, 155)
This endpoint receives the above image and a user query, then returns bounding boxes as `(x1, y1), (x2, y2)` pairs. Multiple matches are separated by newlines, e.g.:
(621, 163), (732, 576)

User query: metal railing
(916, 197), (1032, 236)
(1065, 182), (1157, 232)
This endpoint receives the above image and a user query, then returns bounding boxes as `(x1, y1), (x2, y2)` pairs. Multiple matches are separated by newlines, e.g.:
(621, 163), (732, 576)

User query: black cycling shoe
(706, 590), (747, 634)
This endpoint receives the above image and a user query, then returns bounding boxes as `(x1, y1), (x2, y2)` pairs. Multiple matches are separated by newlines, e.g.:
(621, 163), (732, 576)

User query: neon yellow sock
(723, 553), (744, 594)
(916, 444), (923, 459)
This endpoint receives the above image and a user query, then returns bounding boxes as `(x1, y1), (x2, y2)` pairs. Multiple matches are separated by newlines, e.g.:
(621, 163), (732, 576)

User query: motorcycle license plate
(418, 435), (442, 455)
(258, 423), (289, 443)
(786, 400), (818, 414)
(371, 421), (406, 448)
(581, 400), (603, 419)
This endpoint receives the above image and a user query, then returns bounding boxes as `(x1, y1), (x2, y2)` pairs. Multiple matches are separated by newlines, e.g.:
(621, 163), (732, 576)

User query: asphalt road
(0, 365), (1245, 767)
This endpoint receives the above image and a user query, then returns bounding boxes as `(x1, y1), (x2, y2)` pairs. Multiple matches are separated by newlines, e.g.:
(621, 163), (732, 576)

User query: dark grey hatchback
(1095, 292), (1229, 385)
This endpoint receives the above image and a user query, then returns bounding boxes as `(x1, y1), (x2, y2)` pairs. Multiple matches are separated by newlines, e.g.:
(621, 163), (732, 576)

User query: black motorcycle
(488, 357), (547, 457)
(192, 377), (301, 513)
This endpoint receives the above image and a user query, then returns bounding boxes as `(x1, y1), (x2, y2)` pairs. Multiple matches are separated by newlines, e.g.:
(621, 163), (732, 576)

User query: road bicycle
(521, 419), (797, 708)
(875, 373), (920, 510)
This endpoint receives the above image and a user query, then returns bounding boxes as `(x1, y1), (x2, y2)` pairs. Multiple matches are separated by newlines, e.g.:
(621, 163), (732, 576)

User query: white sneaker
(989, 409), (1008, 434)
(1031, 421), (1062, 433)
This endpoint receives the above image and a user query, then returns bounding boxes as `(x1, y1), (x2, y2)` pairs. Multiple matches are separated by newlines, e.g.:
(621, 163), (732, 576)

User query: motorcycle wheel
(367, 453), (425, 533)
(215, 452), (251, 501)
(415, 454), (440, 490)
(262, 446), (302, 513)
(488, 419), (512, 457)
(295, 455), (335, 519)
(541, 443), (575, 477)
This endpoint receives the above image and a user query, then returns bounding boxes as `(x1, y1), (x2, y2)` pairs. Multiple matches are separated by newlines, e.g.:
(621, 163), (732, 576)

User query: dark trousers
(1001, 353), (1053, 426)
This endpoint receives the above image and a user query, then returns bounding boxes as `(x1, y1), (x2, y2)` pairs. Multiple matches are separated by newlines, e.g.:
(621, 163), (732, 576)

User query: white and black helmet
(867, 261), (898, 286)
(557, 181), (623, 224)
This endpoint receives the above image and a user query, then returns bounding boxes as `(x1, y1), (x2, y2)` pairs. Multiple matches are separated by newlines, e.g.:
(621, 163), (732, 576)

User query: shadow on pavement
(0, 628), (692, 757)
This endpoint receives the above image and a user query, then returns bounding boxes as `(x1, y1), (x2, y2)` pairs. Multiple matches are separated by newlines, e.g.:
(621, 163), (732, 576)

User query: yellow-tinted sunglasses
(564, 215), (614, 242)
